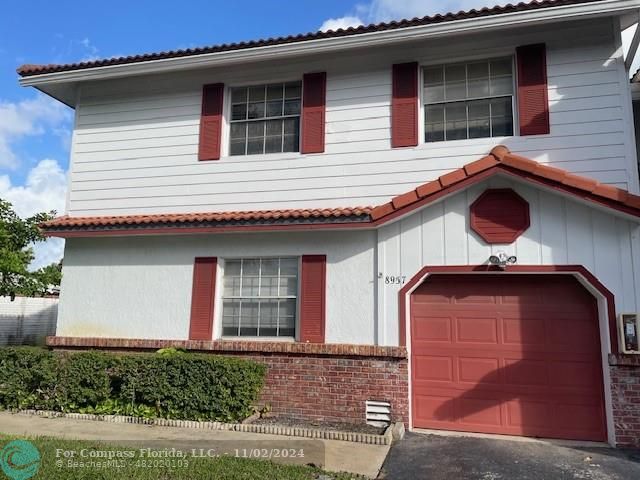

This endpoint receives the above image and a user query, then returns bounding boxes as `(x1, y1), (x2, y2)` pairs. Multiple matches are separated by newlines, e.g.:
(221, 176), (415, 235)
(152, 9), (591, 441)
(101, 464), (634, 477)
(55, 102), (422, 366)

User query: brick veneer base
(609, 354), (640, 448)
(47, 336), (409, 425)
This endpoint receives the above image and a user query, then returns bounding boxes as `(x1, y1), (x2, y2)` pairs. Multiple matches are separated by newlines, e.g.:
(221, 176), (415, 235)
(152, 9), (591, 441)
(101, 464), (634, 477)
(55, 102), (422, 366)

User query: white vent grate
(366, 400), (391, 428)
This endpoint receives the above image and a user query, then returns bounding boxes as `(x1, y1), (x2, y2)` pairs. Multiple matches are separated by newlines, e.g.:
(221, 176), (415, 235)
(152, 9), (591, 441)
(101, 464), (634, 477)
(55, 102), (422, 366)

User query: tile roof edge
(18, 1), (598, 78)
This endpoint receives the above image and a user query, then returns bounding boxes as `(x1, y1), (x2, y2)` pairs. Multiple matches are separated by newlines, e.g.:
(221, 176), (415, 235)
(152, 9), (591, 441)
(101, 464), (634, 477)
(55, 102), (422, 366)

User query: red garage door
(410, 274), (606, 441)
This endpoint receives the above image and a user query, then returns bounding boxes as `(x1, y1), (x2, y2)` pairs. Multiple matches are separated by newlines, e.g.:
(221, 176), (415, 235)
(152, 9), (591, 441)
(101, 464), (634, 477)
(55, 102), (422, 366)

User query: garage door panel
(411, 274), (606, 442)
(548, 320), (599, 351)
(503, 358), (549, 386)
(413, 355), (453, 382)
(505, 400), (551, 429)
(458, 398), (502, 426)
(456, 317), (498, 344)
(413, 316), (451, 342)
(555, 404), (607, 437)
(550, 362), (602, 388)
(458, 357), (500, 384)
(414, 394), (454, 424)
(503, 317), (547, 346)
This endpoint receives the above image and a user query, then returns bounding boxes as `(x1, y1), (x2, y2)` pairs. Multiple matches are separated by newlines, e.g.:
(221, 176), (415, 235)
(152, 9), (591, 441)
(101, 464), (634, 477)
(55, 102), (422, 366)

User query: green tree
(0, 199), (60, 299)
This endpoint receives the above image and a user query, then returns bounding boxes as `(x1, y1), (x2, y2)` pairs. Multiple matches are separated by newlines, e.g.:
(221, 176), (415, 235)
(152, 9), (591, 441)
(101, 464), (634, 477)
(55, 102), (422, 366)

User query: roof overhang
(19, 0), (640, 107)
(41, 146), (640, 238)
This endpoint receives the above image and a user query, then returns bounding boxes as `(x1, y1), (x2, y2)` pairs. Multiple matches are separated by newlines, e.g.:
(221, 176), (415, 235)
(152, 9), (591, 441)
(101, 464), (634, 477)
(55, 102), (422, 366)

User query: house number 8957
(384, 275), (406, 285)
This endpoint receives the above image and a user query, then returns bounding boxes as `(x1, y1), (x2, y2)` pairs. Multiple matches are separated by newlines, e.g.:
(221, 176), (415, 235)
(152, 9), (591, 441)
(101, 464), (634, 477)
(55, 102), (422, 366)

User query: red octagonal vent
(470, 188), (530, 244)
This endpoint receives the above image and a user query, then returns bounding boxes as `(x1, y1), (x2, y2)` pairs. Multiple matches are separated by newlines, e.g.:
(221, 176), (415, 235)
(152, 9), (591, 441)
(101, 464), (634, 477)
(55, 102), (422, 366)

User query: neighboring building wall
(609, 354), (640, 448)
(377, 175), (640, 347)
(0, 297), (58, 346)
(67, 18), (638, 216)
(56, 231), (376, 344)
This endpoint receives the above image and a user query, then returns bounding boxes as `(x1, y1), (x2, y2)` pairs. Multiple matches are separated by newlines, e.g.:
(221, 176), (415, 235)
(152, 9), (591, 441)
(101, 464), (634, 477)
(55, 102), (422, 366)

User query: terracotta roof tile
(41, 145), (640, 235)
(439, 168), (467, 187)
(501, 153), (539, 173)
(370, 202), (395, 221)
(532, 163), (567, 183)
(562, 173), (599, 192)
(42, 207), (373, 230)
(627, 195), (640, 210)
(392, 190), (419, 209)
(416, 179), (443, 198)
(592, 184), (629, 202)
(464, 155), (499, 176)
(17, 1), (597, 78)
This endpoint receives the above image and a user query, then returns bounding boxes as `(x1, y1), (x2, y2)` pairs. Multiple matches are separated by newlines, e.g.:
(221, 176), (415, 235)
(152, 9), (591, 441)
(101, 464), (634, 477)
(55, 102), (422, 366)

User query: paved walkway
(0, 412), (389, 478)
(380, 431), (640, 480)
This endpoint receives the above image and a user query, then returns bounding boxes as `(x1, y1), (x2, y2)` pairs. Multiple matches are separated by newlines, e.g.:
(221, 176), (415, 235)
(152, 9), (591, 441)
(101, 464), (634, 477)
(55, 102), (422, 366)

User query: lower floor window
(222, 258), (298, 337)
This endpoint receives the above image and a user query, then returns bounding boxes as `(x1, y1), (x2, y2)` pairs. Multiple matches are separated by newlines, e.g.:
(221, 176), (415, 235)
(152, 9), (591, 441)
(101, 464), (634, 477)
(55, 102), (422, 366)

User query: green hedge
(0, 347), (266, 422)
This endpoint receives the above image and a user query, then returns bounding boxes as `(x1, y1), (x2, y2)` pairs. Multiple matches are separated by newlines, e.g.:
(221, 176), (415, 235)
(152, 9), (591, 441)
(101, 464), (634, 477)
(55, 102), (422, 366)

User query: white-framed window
(222, 258), (298, 338)
(229, 82), (302, 156)
(423, 57), (514, 143)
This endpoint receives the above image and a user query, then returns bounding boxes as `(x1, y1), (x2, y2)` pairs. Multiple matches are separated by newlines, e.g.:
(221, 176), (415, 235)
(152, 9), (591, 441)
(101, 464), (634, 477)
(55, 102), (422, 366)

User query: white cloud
(0, 158), (67, 269)
(320, 16), (364, 32)
(79, 37), (100, 61)
(0, 94), (71, 168)
(321, 0), (494, 30)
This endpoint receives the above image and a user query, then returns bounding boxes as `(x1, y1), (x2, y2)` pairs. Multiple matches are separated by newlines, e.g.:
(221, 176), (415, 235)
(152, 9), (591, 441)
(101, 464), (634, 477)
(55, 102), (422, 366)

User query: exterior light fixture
(488, 251), (517, 269)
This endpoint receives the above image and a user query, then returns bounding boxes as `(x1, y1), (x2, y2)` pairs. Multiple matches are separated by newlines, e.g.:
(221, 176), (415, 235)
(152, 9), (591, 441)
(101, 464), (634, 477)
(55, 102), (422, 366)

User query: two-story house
(19, 0), (640, 447)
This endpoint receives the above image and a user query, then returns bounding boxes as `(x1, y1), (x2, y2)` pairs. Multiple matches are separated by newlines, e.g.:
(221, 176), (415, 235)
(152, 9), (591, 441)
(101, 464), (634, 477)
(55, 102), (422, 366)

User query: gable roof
(41, 146), (640, 237)
(17, 0), (599, 78)
(370, 145), (640, 223)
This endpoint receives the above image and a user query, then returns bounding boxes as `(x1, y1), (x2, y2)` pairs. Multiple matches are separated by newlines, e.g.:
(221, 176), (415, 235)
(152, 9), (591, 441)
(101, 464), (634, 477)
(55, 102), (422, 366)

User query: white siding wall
(67, 18), (639, 216)
(377, 175), (640, 346)
(0, 297), (58, 345)
(57, 231), (376, 344)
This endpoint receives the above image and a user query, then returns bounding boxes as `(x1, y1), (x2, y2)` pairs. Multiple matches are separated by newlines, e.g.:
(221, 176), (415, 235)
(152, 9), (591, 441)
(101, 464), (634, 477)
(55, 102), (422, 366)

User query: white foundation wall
(377, 175), (640, 346)
(57, 230), (376, 344)
(67, 17), (639, 216)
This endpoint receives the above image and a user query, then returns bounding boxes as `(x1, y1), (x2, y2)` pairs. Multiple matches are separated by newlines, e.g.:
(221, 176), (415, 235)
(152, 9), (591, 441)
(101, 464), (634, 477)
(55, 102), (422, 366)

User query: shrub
(0, 347), (57, 410)
(0, 347), (266, 422)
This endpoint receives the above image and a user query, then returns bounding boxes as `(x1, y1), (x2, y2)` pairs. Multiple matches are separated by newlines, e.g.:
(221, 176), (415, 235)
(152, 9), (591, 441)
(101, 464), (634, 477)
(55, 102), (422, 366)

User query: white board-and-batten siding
(66, 18), (638, 216)
(376, 175), (640, 346)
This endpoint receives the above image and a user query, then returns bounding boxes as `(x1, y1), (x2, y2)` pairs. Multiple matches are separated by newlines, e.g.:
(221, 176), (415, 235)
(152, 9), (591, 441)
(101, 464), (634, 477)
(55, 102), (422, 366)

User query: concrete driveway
(379, 432), (640, 480)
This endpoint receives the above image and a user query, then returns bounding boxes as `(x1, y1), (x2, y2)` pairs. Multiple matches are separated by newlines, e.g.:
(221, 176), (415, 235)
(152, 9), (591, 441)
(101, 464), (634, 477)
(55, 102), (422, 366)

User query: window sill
(413, 135), (515, 150)
(219, 151), (303, 162)
(220, 336), (296, 343)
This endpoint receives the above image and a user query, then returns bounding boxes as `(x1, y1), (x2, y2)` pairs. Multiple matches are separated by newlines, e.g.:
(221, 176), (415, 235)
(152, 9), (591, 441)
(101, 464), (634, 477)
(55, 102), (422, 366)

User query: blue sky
(0, 0), (636, 268)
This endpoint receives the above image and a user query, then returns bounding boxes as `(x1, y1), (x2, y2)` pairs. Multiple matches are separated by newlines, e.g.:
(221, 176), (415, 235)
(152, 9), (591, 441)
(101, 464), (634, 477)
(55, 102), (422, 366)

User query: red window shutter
(198, 83), (224, 161)
(301, 72), (326, 154)
(299, 255), (326, 343)
(392, 62), (418, 148)
(189, 257), (217, 340)
(516, 44), (550, 136)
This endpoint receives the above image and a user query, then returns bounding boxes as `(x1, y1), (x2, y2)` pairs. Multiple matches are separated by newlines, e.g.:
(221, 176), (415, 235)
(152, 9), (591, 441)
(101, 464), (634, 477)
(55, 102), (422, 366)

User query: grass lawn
(0, 435), (357, 480)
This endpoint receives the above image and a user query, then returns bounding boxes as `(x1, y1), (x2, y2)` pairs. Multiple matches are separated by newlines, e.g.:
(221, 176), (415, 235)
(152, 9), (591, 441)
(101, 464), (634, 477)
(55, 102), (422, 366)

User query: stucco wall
(57, 230), (376, 344)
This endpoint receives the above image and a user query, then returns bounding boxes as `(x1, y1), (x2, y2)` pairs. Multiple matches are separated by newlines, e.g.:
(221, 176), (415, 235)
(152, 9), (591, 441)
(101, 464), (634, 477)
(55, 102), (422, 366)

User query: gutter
(19, 0), (640, 87)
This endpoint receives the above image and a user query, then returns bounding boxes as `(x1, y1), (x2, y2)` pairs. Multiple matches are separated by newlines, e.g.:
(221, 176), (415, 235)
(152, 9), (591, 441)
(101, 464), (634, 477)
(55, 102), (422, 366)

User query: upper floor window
(423, 58), (514, 143)
(222, 258), (298, 338)
(229, 82), (302, 156)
